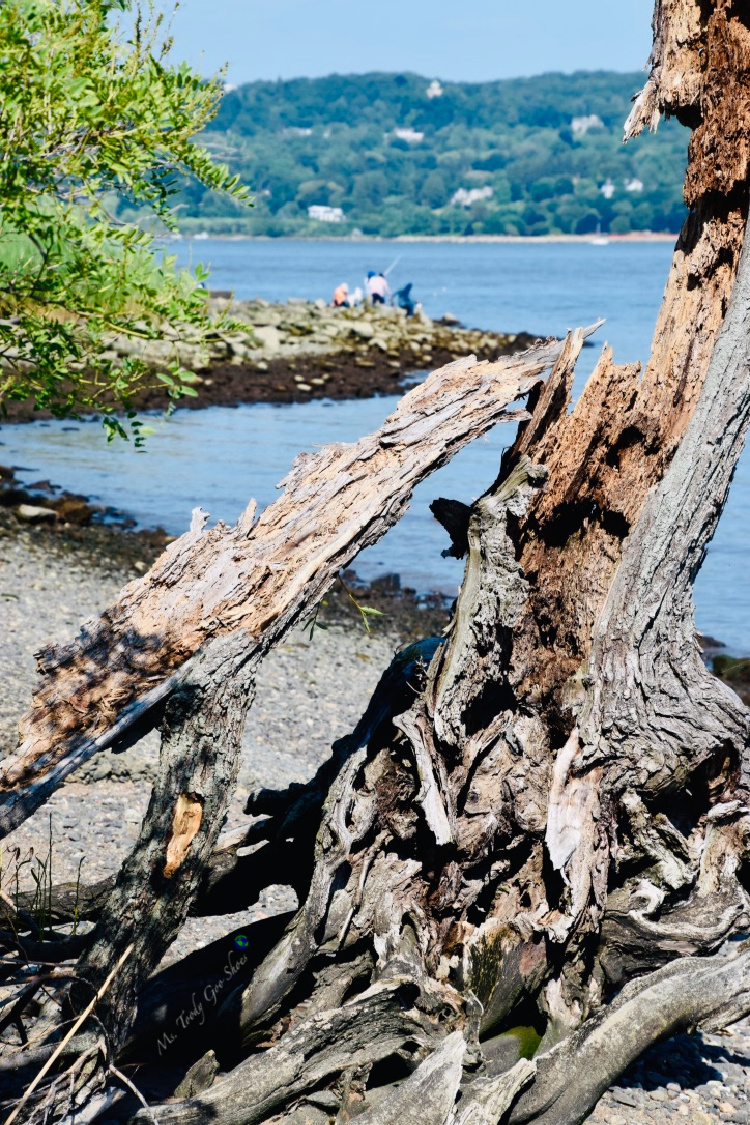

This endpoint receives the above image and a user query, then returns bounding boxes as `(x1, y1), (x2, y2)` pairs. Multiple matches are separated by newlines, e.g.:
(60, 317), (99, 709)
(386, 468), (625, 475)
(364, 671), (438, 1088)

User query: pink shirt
(367, 275), (389, 299)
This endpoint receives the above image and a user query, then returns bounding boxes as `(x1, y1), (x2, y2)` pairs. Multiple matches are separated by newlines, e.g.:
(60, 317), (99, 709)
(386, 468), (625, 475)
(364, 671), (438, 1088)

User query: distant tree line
(131, 70), (689, 238)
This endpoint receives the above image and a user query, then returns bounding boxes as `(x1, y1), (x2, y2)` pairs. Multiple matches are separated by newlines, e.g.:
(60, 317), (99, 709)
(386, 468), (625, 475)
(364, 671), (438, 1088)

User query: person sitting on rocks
(332, 282), (349, 307)
(394, 282), (415, 317)
(366, 271), (390, 305)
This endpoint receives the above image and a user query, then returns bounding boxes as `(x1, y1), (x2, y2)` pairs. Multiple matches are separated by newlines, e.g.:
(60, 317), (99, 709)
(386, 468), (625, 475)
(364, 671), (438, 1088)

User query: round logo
(234, 934), (249, 949)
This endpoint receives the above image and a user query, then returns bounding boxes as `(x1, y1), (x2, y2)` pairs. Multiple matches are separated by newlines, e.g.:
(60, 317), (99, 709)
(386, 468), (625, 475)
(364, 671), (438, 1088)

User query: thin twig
(110, 1064), (157, 1123)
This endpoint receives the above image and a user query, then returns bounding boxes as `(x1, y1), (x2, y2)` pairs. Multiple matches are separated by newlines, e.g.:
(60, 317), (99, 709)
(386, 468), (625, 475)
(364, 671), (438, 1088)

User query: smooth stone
(305, 1090), (339, 1110)
(16, 504), (56, 524)
(251, 325), (282, 355)
(284, 1110), (330, 1125)
(611, 1089), (640, 1107)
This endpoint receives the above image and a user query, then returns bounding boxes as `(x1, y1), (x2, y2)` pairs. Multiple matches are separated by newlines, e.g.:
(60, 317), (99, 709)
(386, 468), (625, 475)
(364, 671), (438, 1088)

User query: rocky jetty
(3, 296), (541, 419)
(5, 297), (538, 418)
(198, 294), (534, 373)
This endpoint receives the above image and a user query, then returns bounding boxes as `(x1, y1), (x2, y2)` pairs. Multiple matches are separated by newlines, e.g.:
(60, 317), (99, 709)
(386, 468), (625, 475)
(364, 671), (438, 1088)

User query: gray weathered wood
(70, 631), (257, 1050)
(509, 947), (750, 1125)
(133, 982), (436, 1125)
(0, 343), (571, 841)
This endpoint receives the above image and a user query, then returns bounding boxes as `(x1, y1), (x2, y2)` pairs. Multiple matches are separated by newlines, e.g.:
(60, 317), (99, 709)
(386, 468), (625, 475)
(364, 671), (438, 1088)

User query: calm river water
(2, 238), (748, 652)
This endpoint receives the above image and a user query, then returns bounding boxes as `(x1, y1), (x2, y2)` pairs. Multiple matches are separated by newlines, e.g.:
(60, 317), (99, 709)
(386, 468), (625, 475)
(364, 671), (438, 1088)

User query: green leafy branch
(306, 578), (387, 642)
(0, 0), (253, 438)
(338, 576), (386, 633)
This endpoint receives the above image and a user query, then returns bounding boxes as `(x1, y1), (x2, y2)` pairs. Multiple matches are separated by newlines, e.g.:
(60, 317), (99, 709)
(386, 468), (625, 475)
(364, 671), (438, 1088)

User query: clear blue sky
(160, 0), (656, 85)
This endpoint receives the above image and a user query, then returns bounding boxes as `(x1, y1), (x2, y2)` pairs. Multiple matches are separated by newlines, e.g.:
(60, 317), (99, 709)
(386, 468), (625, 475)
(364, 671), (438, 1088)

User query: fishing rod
(363, 256), (401, 286)
(361, 256), (402, 304)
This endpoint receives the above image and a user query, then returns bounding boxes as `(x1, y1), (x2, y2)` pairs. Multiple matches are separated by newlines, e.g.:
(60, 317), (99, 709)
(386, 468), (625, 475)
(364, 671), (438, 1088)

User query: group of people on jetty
(332, 270), (417, 316)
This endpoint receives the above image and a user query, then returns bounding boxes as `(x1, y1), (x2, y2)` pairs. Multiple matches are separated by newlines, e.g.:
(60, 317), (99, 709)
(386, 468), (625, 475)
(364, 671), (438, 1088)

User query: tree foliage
(0, 0), (251, 438)
(165, 70), (688, 238)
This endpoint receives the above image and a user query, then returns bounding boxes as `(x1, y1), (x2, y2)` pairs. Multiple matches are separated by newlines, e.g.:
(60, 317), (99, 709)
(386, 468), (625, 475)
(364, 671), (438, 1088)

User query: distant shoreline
(394, 232), (676, 244)
(165, 232), (677, 245)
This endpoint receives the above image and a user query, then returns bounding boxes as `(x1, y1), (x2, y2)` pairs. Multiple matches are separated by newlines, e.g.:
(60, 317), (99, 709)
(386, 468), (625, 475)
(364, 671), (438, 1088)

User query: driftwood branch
(579, 190), (750, 782)
(68, 632), (256, 1051)
(509, 946), (750, 1125)
(0, 342), (573, 840)
(8, 638), (445, 930)
(131, 981), (437, 1125)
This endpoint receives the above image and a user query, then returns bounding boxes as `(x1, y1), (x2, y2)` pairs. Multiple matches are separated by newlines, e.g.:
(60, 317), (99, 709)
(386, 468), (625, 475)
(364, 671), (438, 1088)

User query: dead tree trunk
(3, 4), (750, 1124)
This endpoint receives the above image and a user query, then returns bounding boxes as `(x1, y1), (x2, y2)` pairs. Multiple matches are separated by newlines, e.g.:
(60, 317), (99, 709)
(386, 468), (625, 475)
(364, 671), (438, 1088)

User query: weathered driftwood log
(4, 4), (750, 1124)
(9, 637), (445, 930)
(0, 341), (571, 840)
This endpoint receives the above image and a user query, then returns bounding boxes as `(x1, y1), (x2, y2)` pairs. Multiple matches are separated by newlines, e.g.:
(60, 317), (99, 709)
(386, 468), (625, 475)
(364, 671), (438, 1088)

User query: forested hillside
(144, 71), (690, 237)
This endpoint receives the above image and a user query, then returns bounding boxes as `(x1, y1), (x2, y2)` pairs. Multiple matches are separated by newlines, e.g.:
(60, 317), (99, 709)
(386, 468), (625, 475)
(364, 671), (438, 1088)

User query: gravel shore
(1, 521), (749, 1121)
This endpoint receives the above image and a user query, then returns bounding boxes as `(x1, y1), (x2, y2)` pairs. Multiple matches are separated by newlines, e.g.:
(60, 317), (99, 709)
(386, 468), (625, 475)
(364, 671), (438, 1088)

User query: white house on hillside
(572, 114), (605, 136)
(393, 128), (425, 143)
(308, 205), (345, 223)
(451, 185), (494, 208)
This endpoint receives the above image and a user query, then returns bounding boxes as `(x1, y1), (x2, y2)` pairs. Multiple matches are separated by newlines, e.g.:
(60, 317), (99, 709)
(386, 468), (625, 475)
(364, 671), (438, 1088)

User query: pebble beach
(1, 514), (750, 1123)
